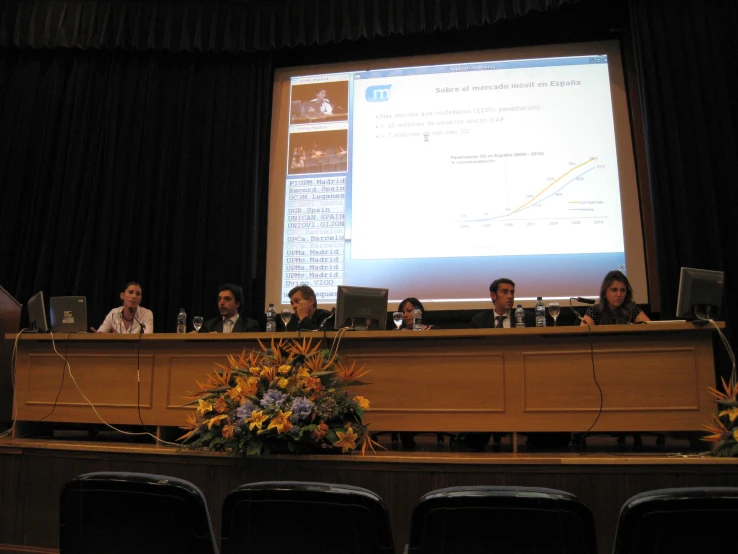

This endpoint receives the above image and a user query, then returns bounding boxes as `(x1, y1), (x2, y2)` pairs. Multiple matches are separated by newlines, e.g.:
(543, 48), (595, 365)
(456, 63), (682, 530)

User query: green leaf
(730, 442), (738, 457)
(326, 429), (338, 443)
(246, 440), (264, 456)
(354, 406), (365, 419)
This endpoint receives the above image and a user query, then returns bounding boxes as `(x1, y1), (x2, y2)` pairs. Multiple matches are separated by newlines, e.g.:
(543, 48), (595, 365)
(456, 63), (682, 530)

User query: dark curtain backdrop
(0, 47), (273, 328)
(0, 0), (737, 369)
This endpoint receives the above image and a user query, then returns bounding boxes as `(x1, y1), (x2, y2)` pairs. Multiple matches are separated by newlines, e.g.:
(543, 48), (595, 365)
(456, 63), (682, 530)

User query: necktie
(495, 315), (506, 328)
(223, 319), (233, 333)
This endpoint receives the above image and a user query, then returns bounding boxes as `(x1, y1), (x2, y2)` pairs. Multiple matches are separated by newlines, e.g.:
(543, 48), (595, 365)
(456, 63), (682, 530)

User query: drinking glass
(548, 302), (560, 326)
(392, 311), (403, 330)
(193, 316), (203, 332)
(281, 309), (293, 330)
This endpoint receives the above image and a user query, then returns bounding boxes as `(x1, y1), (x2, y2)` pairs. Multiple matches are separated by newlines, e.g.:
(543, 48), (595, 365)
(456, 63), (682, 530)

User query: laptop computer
(50, 296), (88, 333)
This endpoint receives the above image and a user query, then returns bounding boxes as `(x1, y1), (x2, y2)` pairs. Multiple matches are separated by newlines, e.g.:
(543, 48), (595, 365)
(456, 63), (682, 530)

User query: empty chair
(408, 486), (597, 554)
(59, 471), (218, 554)
(613, 487), (738, 553)
(221, 481), (394, 554)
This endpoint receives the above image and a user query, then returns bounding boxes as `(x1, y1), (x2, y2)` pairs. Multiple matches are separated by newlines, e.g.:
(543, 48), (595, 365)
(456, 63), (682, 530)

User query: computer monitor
(27, 291), (49, 332)
(675, 267), (724, 320)
(335, 286), (388, 330)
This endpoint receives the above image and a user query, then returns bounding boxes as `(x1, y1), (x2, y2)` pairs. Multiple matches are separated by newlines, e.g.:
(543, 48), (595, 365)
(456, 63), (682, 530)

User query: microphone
(319, 308), (336, 331)
(572, 297), (596, 305)
(129, 306), (146, 332)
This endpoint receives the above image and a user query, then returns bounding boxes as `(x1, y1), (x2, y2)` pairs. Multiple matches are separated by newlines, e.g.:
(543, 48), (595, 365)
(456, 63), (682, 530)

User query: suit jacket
(199, 315), (260, 333)
(470, 309), (535, 329)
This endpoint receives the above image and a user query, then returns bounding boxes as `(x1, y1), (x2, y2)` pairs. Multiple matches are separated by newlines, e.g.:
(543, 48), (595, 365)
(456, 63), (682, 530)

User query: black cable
(131, 312), (154, 437)
(574, 323), (604, 449)
(23, 331), (71, 438)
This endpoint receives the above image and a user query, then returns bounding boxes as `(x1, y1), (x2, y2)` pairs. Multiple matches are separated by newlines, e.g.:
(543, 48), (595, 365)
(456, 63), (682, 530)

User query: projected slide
(275, 48), (644, 306)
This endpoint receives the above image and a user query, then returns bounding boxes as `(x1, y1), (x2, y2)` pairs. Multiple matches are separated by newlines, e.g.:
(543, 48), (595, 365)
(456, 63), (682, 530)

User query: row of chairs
(59, 472), (738, 553)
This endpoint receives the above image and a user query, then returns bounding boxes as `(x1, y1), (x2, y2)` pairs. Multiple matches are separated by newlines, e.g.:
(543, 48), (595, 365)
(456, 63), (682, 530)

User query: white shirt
(97, 306), (154, 334)
(493, 310), (512, 328)
(222, 314), (240, 333)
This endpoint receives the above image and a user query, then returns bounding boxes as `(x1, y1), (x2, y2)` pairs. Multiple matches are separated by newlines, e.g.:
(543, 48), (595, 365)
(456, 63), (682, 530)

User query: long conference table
(7, 323), (721, 446)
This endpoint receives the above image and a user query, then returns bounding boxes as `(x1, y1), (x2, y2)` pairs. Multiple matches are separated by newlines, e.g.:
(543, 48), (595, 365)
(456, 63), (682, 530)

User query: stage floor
(2, 431), (737, 554)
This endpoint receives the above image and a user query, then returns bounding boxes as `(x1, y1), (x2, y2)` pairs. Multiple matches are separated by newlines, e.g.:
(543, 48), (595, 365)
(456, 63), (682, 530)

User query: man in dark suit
(285, 284), (332, 331)
(199, 284), (260, 333)
(471, 278), (533, 328)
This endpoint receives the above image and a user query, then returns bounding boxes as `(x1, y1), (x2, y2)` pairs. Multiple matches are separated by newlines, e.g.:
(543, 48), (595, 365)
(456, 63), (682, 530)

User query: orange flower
(335, 425), (358, 453)
(267, 410), (294, 434)
(312, 422), (329, 440)
(334, 360), (370, 382)
(177, 412), (200, 442)
(213, 396), (228, 414)
(222, 423), (235, 440)
(702, 416), (731, 442)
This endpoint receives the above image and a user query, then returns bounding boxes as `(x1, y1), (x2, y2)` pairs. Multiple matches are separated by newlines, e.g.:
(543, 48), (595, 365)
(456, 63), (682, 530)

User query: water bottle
(515, 305), (525, 328)
(535, 297), (546, 327)
(265, 303), (277, 332)
(412, 306), (423, 331)
(177, 308), (187, 334)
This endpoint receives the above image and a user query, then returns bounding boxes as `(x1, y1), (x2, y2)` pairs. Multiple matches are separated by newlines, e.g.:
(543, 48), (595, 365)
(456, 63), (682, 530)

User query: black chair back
(613, 486), (738, 553)
(221, 481), (394, 554)
(408, 485), (597, 554)
(59, 471), (218, 554)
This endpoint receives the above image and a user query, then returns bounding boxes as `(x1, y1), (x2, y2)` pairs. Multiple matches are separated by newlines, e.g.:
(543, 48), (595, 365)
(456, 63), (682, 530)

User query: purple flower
(236, 400), (256, 420)
(260, 389), (288, 410)
(289, 397), (314, 422)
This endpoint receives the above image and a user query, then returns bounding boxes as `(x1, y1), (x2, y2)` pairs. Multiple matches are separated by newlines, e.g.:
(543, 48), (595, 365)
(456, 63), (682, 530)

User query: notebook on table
(50, 296), (88, 333)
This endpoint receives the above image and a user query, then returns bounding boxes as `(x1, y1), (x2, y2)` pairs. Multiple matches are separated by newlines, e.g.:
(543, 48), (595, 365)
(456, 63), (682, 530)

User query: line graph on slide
(457, 156), (618, 224)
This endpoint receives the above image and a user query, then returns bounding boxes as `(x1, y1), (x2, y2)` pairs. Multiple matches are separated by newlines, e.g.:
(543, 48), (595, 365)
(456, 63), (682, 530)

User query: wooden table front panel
(8, 324), (718, 432)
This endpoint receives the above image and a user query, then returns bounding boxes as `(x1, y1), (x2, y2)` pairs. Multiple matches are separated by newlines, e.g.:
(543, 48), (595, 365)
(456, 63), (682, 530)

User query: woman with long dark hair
(581, 270), (650, 325)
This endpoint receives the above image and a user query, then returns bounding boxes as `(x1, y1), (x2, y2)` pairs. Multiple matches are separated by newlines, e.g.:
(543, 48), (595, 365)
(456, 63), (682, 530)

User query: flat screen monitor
(675, 267), (724, 320)
(27, 291), (49, 332)
(335, 286), (388, 330)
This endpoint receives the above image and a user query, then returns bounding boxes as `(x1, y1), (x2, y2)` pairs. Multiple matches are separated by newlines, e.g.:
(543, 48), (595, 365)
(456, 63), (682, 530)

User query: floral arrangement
(702, 373), (738, 456)
(178, 338), (382, 455)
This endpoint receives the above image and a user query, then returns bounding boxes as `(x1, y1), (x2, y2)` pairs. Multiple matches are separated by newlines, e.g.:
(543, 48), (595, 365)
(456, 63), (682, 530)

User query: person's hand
(295, 300), (311, 320)
(89, 326), (98, 333)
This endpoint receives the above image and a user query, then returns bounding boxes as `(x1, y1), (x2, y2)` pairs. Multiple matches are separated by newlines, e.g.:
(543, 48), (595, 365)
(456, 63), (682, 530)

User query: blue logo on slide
(365, 85), (392, 102)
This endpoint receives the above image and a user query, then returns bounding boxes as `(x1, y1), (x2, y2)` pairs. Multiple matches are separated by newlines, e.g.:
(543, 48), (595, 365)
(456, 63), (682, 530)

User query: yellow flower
(718, 407), (738, 423)
(226, 385), (244, 404)
(335, 425), (358, 453)
(249, 366), (261, 376)
(267, 410), (294, 434)
(205, 414), (228, 430)
(353, 396), (370, 410)
(278, 364), (292, 375)
(277, 377), (289, 389)
(246, 410), (269, 431)
(197, 399), (213, 416)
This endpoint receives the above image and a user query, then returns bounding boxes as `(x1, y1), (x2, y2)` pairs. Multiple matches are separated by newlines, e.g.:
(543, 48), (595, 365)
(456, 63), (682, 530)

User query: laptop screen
(50, 296), (88, 333)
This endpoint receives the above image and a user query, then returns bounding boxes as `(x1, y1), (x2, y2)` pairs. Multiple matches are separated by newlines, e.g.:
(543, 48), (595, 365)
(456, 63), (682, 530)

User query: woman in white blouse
(92, 281), (154, 334)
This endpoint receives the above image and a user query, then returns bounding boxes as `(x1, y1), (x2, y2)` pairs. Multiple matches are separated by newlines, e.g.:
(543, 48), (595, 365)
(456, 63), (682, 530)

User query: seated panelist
(199, 284), (259, 333)
(581, 270), (650, 325)
(471, 278), (533, 328)
(398, 297), (434, 331)
(92, 281), (153, 334)
(285, 285), (332, 331)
